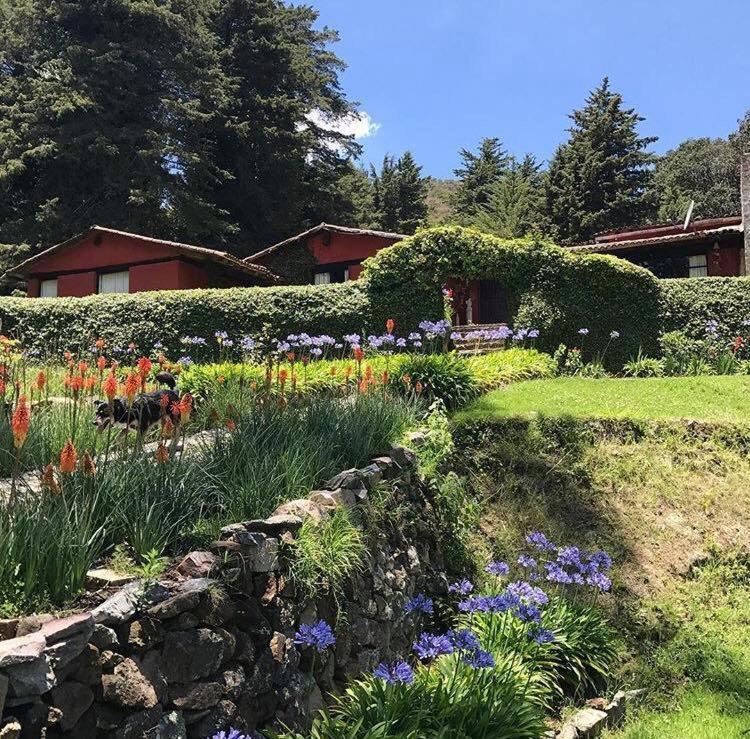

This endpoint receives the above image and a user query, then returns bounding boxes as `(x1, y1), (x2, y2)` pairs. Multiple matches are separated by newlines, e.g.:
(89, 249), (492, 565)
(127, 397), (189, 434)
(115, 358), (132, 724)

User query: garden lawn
(460, 376), (750, 423)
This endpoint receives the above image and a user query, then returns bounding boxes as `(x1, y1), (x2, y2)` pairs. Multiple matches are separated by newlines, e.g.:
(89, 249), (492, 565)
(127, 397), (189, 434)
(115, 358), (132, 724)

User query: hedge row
(363, 227), (662, 366)
(1, 226), (749, 365)
(0, 282), (370, 361)
(659, 277), (750, 342)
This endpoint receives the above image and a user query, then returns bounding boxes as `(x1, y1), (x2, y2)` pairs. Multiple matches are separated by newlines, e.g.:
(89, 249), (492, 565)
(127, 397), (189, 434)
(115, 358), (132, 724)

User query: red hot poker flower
(11, 396), (30, 449)
(124, 372), (140, 402)
(59, 440), (78, 474)
(386, 318), (395, 335)
(102, 372), (118, 401)
(137, 357), (153, 379)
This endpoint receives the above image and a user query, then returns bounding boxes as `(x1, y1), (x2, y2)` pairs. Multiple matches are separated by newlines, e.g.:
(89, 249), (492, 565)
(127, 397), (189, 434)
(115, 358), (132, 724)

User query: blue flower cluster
(485, 560), (510, 576)
(523, 532), (613, 592)
(294, 620), (336, 653)
(373, 660), (415, 685)
(448, 578), (474, 595)
(404, 593), (433, 615)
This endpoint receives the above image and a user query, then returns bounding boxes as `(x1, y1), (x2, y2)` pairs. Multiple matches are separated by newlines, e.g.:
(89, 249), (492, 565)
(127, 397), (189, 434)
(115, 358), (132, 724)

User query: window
(688, 254), (708, 278)
(39, 278), (58, 297)
(98, 270), (129, 294)
(314, 272), (331, 285)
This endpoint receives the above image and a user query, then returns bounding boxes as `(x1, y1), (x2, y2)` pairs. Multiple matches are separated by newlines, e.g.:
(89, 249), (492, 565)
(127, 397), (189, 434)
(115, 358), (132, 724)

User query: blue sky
(311, 0), (750, 179)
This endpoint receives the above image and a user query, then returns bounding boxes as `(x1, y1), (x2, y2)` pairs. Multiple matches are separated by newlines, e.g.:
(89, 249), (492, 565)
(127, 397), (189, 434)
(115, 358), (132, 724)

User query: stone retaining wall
(0, 443), (445, 738)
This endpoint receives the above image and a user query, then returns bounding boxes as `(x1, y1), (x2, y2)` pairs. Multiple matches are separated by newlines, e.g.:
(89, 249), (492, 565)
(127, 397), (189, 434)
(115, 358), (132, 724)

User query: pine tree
(545, 78), (657, 244)
(205, 0), (359, 255)
(474, 155), (548, 238)
(0, 0), (226, 250)
(0, 0), (358, 260)
(371, 152), (427, 233)
(451, 137), (510, 223)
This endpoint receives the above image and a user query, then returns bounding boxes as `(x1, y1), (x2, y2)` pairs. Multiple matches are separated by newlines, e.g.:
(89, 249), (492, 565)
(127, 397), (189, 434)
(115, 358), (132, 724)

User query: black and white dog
(94, 371), (179, 436)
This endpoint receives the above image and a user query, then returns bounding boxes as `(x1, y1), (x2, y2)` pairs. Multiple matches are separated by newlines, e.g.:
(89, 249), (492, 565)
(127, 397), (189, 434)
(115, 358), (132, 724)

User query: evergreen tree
(474, 155), (548, 238)
(0, 0), (226, 249)
(545, 78), (657, 243)
(371, 152), (427, 233)
(0, 0), (358, 260)
(451, 137), (510, 222)
(651, 138), (739, 222)
(205, 0), (359, 255)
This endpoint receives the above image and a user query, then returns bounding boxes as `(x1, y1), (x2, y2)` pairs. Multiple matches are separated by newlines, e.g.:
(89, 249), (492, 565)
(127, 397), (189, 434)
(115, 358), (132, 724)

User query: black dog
(94, 371), (179, 436)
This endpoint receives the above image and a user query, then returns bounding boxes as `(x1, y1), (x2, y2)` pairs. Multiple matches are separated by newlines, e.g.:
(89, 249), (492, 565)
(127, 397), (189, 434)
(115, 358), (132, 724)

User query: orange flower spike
(178, 393), (193, 424)
(159, 394), (171, 411)
(59, 440), (78, 474)
(353, 347), (364, 362)
(155, 442), (170, 464)
(82, 451), (96, 477)
(84, 376), (97, 392)
(402, 373), (412, 386)
(97, 356), (107, 372)
(69, 375), (84, 398)
(102, 372), (118, 401)
(161, 416), (175, 439)
(35, 371), (46, 391)
(381, 371), (389, 385)
(279, 369), (288, 387)
(11, 396), (30, 449)
(78, 360), (89, 376)
(415, 381), (424, 395)
(40, 463), (59, 494)
(95, 338), (106, 351)
(286, 352), (296, 363)
(124, 372), (140, 402)
(225, 418), (236, 432)
(137, 357), (153, 379)
(110, 359), (119, 371)
(0, 379), (7, 397)
(386, 318), (395, 335)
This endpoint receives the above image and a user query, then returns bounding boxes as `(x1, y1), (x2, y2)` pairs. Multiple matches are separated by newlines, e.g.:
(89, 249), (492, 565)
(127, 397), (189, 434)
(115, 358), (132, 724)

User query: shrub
(389, 353), (478, 410)
(362, 226), (662, 367)
(623, 351), (666, 378)
(0, 281), (370, 361)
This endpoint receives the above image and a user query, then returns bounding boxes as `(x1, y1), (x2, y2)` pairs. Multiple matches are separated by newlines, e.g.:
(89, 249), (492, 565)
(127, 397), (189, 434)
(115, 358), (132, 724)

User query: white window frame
(314, 271), (331, 285)
(688, 254), (708, 278)
(98, 270), (130, 294)
(39, 278), (58, 297)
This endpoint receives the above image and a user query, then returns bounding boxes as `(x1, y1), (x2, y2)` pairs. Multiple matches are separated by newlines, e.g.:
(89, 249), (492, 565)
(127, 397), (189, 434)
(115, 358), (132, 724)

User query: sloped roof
(7, 226), (278, 282)
(246, 223), (407, 263)
(570, 222), (744, 254)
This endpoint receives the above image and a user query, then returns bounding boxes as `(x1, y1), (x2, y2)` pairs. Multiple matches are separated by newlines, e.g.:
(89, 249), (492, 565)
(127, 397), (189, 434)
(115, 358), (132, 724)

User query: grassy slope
(451, 411), (750, 738)
(460, 376), (750, 423)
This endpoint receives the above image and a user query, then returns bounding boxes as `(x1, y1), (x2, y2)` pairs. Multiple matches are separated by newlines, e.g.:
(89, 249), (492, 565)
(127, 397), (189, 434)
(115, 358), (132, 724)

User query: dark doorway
(478, 280), (509, 324)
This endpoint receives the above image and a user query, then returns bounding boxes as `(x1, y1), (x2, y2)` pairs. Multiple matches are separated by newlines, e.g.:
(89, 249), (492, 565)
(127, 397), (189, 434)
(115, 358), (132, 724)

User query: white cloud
(305, 109), (381, 140)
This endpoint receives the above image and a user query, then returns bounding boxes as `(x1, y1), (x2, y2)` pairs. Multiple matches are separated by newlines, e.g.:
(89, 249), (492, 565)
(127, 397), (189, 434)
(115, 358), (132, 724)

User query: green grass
(460, 376), (750, 423)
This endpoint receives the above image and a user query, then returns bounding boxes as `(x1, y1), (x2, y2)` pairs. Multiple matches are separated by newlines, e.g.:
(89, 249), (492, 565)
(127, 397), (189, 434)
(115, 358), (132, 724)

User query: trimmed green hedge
(362, 226), (662, 366)
(660, 277), (750, 342)
(0, 282), (370, 361)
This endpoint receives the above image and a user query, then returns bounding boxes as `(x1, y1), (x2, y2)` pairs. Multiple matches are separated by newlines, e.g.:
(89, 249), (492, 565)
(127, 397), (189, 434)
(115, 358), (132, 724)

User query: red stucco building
(10, 226), (277, 297)
(246, 223), (406, 284)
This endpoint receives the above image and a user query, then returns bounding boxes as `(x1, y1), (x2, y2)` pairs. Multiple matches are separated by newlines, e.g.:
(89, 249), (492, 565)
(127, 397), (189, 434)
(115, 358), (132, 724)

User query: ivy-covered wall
(361, 227), (662, 365)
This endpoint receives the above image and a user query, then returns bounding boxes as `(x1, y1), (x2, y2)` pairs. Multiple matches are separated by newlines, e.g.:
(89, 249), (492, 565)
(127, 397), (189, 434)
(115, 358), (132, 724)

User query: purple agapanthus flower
(586, 572), (612, 592)
(447, 629), (480, 651)
(485, 560), (510, 577)
(373, 660), (415, 685)
(526, 531), (556, 552)
(463, 648), (495, 669)
(610, 330), (620, 340)
(557, 546), (583, 569)
(210, 730), (251, 739)
(448, 579), (474, 595)
(528, 329), (540, 339)
(517, 555), (537, 569)
(294, 620), (335, 652)
(529, 626), (556, 644)
(404, 594), (433, 615)
(412, 632), (454, 661)
(578, 328), (589, 336)
(545, 562), (573, 585)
